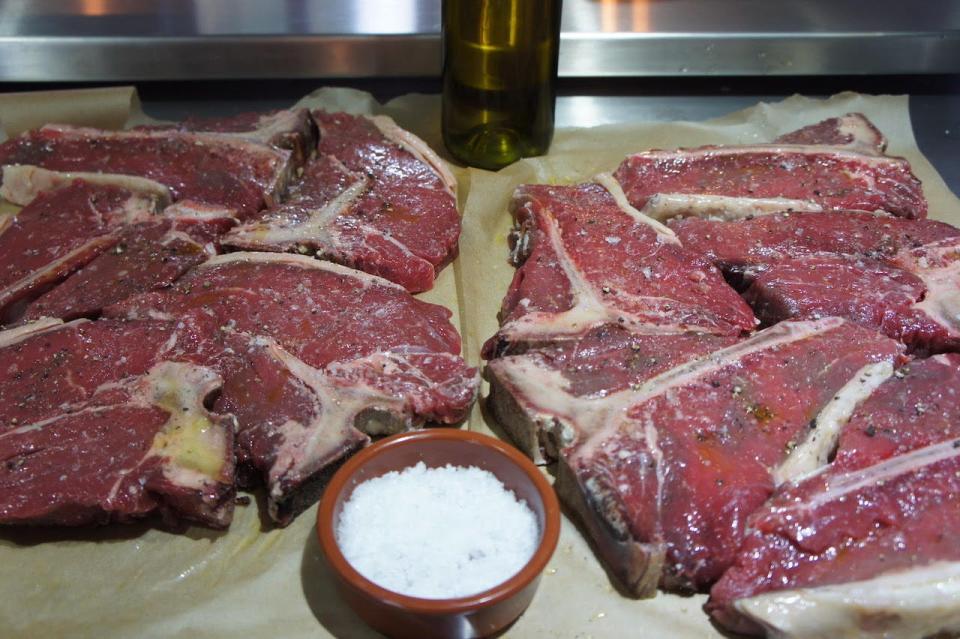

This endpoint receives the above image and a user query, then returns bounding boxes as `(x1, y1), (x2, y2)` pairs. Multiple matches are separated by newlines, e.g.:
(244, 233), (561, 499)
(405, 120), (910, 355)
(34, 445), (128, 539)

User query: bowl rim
(316, 428), (561, 615)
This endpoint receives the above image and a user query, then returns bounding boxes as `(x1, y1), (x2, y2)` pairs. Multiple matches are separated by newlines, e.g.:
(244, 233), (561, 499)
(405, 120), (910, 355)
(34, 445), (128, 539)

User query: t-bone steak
(147, 107), (317, 166)
(0, 180), (165, 321)
(0, 318), (235, 528)
(223, 111), (460, 292)
(613, 117), (926, 220)
(482, 179), (756, 357)
(0, 124), (293, 217)
(709, 354), (960, 638)
(773, 112), (887, 153)
(487, 318), (904, 596)
(21, 202), (236, 322)
(106, 252), (479, 524)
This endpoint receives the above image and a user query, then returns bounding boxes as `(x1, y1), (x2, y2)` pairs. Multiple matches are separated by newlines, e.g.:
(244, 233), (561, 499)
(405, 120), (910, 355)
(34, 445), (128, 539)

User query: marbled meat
(106, 252), (479, 524)
(223, 111), (461, 292)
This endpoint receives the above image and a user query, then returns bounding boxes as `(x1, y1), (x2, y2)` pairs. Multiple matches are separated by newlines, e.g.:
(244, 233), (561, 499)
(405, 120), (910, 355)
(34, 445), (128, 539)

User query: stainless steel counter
(0, 0), (958, 81)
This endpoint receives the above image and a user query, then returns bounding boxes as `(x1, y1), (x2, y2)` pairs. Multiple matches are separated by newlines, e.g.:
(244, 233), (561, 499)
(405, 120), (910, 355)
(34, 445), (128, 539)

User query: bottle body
(442, 0), (562, 170)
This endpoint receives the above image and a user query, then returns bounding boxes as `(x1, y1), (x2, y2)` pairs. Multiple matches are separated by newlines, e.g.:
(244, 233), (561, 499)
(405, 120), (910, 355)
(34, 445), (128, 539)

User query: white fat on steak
(140, 361), (231, 491)
(593, 172), (680, 242)
(161, 200), (238, 223)
(627, 144), (909, 167)
(0, 317), (65, 348)
(199, 251), (409, 293)
(38, 124), (293, 206)
(368, 114), (458, 198)
(1, 165), (174, 208)
(734, 562), (960, 639)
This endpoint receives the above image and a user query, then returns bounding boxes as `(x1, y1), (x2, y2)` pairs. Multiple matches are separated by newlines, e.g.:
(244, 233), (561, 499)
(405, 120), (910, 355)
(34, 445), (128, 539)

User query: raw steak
(0, 164), (172, 208)
(671, 211), (960, 353)
(0, 180), (163, 321)
(487, 318), (904, 596)
(834, 353), (960, 471)
(482, 180), (756, 357)
(0, 318), (235, 528)
(774, 112), (887, 153)
(106, 252), (479, 523)
(22, 203), (236, 322)
(614, 143), (926, 220)
(741, 254), (957, 353)
(670, 211), (959, 281)
(153, 108), (317, 166)
(710, 355), (960, 637)
(710, 441), (960, 639)
(223, 111), (460, 292)
(0, 124), (292, 217)
(487, 325), (738, 463)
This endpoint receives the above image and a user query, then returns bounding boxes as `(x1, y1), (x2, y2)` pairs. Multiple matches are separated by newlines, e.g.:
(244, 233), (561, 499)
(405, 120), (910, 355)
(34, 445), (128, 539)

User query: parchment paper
(0, 86), (140, 139)
(1, 88), (958, 639)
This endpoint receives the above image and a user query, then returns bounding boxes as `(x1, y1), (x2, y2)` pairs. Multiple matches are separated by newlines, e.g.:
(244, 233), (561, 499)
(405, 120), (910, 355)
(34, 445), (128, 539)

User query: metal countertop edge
(0, 32), (957, 81)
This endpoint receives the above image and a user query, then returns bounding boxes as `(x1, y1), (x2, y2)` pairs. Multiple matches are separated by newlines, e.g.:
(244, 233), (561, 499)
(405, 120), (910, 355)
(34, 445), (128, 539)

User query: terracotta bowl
(316, 428), (561, 639)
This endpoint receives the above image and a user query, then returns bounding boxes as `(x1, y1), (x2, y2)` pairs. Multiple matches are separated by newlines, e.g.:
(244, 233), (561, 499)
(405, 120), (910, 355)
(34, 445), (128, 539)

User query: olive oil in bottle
(442, 0), (562, 170)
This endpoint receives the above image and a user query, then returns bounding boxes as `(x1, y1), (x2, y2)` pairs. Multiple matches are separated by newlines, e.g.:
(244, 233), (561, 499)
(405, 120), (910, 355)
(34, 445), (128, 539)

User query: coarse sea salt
(336, 462), (539, 599)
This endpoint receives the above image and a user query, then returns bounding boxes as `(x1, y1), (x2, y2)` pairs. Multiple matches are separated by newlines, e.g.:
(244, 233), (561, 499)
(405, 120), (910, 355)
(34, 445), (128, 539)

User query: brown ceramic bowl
(316, 428), (561, 639)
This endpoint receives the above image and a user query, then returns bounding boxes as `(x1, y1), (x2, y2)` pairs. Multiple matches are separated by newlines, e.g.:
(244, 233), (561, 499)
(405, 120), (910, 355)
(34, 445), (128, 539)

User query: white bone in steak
(614, 115), (925, 220)
(488, 318), (904, 596)
(0, 124), (293, 218)
(106, 252), (479, 524)
(482, 180), (756, 358)
(710, 356), (960, 639)
(0, 318), (235, 528)
(147, 108), (318, 166)
(223, 111), (460, 292)
(774, 112), (888, 153)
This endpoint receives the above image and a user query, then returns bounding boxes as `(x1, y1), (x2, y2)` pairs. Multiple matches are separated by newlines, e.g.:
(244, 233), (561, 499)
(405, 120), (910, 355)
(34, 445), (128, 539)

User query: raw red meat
(0, 318), (235, 528)
(0, 164), (173, 208)
(834, 353), (960, 470)
(0, 180), (162, 321)
(0, 124), (292, 217)
(614, 143), (926, 219)
(163, 108), (316, 165)
(774, 112), (887, 153)
(670, 211), (958, 281)
(741, 254), (957, 352)
(672, 211), (960, 353)
(487, 325), (738, 463)
(482, 182), (756, 357)
(21, 203), (236, 322)
(487, 318), (903, 596)
(710, 355), (960, 636)
(709, 440), (960, 638)
(223, 111), (460, 292)
(106, 252), (479, 523)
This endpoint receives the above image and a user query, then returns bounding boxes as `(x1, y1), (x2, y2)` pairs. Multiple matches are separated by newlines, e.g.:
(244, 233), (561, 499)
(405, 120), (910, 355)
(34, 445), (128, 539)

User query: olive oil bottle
(442, 0), (562, 170)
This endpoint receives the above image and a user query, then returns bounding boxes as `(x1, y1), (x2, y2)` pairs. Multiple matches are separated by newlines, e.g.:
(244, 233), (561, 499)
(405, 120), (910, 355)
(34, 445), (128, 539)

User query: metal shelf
(0, 0), (957, 81)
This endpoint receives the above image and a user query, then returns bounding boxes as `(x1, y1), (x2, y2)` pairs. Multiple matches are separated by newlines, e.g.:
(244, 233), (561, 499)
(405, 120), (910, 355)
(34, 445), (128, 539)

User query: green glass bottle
(442, 0), (562, 170)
